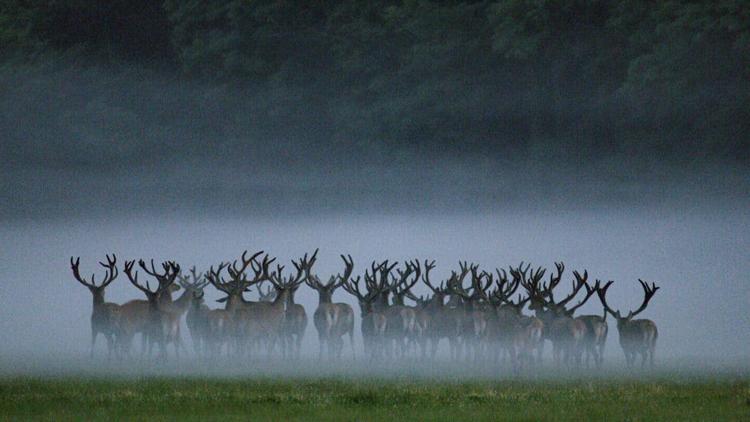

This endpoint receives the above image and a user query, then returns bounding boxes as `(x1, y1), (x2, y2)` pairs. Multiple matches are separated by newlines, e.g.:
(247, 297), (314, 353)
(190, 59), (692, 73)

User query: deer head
(205, 250), (275, 308)
(268, 249), (317, 305)
(70, 254), (118, 304)
(123, 259), (180, 307)
(597, 279), (660, 327)
(305, 252), (350, 304)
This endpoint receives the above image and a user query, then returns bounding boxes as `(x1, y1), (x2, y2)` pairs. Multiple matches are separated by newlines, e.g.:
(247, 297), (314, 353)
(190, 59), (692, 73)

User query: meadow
(1, 375), (747, 421)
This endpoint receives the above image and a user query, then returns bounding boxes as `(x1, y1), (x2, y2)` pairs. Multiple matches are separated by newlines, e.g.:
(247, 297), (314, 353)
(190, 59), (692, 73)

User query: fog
(1, 181), (749, 377)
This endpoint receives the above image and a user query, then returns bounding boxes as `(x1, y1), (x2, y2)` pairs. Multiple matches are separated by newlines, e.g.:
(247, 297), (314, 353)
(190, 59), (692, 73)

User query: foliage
(1, 0), (747, 162)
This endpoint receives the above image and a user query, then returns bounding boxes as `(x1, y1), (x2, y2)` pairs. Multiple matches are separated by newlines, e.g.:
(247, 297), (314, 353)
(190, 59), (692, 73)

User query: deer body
(313, 299), (354, 359)
(616, 318), (657, 367)
(123, 259), (182, 360)
(307, 254), (355, 359)
(577, 313), (608, 368)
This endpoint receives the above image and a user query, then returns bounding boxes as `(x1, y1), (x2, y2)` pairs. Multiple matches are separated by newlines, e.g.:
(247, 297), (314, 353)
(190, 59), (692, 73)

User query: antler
(70, 254), (118, 288)
(137, 259), (180, 287)
(628, 279), (660, 318)
(596, 280), (620, 318)
(450, 261), (474, 293)
(177, 266), (208, 290)
(422, 260), (445, 293)
(393, 260), (422, 296)
(205, 262), (232, 293)
(493, 268), (520, 303)
(564, 277), (598, 315)
(543, 262), (565, 298)
(550, 269), (588, 308)
(515, 262), (546, 301)
(124, 259), (176, 299)
(269, 250), (316, 290)
(226, 250), (263, 281)
(363, 261), (385, 292)
(342, 275), (380, 303)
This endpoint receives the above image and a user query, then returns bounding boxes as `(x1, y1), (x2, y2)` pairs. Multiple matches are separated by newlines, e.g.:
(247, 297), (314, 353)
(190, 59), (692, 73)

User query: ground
(1, 376), (747, 420)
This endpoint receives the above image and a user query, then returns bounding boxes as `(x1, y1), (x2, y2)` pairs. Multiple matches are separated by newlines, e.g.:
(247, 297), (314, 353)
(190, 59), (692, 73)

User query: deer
(267, 250), (317, 358)
(117, 259), (181, 357)
(597, 279), (660, 368)
(449, 264), (494, 361)
(176, 267), (210, 356)
(185, 287), (212, 357)
(185, 279), (233, 357)
(306, 254), (355, 359)
(390, 261), (426, 356)
(443, 262), (476, 360)
(205, 251), (275, 356)
(123, 259), (182, 360)
(403, 260), (438, 359)
(282, 279), (308, 359)
(575, 279), (609, 369)
(342, 268), (388, 360)
(480, 266), (528, 366)
(382, 260), (421, 358)
(524, 265), (597, 368)
(422, 262), (468, 360)
(69, 255), (121, 359)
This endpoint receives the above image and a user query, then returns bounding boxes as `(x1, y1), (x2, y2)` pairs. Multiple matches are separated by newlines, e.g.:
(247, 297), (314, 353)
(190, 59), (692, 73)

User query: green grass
(0, 377), (748, 421)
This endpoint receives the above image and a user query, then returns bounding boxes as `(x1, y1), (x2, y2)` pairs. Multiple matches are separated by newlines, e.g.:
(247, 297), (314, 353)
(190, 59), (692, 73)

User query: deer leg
(650, 346), (655, 368)
(106, 333), (115, 361)
(318, 333), (325, 360)
(536, 341), (544, 366)
(90, 326), (98, 359)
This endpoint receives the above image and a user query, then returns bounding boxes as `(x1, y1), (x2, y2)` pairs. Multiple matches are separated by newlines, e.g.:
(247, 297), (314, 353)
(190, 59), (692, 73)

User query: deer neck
(225, 293), (245, 312)
(272, 289), (290, 310)
(173, 288), (193, 312)
(158, 290), (173, 305)
(375, 290), (386, 305)
(91, 289), (106, 307)
(446, 294), (462, 308)
(189, 297), (204, 312)
(317, 291), (333, 306)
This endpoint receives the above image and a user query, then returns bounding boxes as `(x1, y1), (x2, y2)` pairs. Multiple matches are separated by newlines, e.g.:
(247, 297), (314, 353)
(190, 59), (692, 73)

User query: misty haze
(1, 0), (749, 419)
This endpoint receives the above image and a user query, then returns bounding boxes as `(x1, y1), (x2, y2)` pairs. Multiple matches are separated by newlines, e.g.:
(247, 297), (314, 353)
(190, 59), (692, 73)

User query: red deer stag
(117, 259), (181, 357)
(267, 250), (317, 358)
(205, 251), (275, 356)
(404, 260), (437, 358)
(575, 278), (609, 369)
(177, 267), (210, 356)
(343, 268), (388, 359)
(527, 266), (597, 368)
(597, 279), (660, 368)
(306, 254), (355, 359)
(383, 260), (421, 358)
(69, 255), (120, 359)
(123, 259), (181, 360)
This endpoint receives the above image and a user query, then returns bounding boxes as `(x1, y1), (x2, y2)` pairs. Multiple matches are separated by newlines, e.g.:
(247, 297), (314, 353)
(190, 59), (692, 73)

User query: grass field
(1, 376), (748, 421)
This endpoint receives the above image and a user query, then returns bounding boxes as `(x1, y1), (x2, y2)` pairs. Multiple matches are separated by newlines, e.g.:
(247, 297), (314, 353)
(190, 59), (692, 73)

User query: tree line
(1, 0), (748, 166)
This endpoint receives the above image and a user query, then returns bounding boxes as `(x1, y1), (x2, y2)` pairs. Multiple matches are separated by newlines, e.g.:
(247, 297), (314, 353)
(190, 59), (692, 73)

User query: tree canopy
(1, 0), (748, 165)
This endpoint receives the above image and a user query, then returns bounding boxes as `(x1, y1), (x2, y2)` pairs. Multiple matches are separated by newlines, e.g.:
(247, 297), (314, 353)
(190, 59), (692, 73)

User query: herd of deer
(70, 250), (660, 369)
